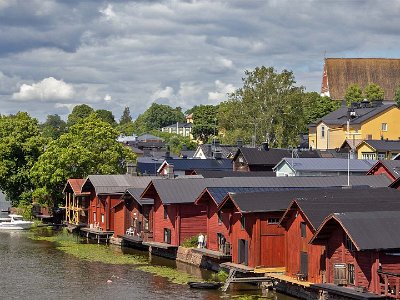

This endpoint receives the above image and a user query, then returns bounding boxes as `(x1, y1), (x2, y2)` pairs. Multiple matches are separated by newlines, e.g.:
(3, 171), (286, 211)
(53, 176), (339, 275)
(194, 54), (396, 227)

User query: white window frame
(381, 123), (388, 132)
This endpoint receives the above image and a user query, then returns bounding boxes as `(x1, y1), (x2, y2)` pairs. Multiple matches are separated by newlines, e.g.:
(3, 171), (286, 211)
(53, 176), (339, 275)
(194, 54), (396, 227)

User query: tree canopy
(191, 105), (218, 143)
(41, 114), (67, 140)
(364, 83), (384, 101)
(303, 92), (340, 125)
(95, 109), (117, 126)
(218, 66), (306, 147)
(133, 103), (185, 134)
(67, 104), (94, 128)
(30, 114), (136, 206)
(395, 86), (400, 107)
(0, 112), (46, 206)
(153, 130), (197, 155)
(344, 84), (364, 104)
(119, 106), (132, 125)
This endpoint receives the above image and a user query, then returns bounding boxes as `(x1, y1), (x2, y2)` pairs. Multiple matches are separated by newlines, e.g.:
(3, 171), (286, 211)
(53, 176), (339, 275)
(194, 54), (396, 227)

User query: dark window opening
(241, 215), (246, 230)
(300, 222), (307, 238)
(164, 206), (168, 220)
(348, 264), (355, 285)
(218, 211), (222, 225)
(268, 218), (280, 224)
(345, 234), (355, 252)
(164, 228), (171, 244)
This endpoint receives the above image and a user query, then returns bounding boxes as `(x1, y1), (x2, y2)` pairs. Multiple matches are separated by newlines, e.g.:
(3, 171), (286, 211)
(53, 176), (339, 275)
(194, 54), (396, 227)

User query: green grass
(137, 265), (200, 284)
(29, 230), (202, 285)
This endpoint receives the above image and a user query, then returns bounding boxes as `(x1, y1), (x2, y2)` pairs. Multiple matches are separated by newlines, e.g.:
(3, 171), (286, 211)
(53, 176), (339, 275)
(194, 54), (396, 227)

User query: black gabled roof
(192, 170), (275, 178)
(222, 188), (327, 213)
(162, 158), (232, 171)
(144, 175), (391, 205)
(312, 211), (400, 251)
(233, 147), (320, 166)
(123, 188), (154, 206)
(284, 187), (400, 231)
(361, 140), (400, 152)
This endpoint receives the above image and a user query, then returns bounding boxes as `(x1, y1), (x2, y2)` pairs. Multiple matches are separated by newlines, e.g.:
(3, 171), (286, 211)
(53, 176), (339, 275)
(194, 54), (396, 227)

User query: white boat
(0, 214), (34, 230)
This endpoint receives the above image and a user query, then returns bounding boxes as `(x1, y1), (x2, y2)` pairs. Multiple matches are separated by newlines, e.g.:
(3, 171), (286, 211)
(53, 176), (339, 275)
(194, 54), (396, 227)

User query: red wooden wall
(283, 209), (325, 283)
(368, 164), (397, 182)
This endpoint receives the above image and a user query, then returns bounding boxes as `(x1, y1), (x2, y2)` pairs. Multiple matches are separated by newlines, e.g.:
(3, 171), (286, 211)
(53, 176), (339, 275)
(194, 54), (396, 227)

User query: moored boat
(0, 214), (34, 230)
(187, 281), (223, 289)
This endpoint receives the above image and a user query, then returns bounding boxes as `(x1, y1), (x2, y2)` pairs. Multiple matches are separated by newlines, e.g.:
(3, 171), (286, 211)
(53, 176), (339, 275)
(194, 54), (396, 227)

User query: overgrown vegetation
(210, 270), (229, 282)
(137, 265), (200, 284)
(181, 235), (199, 248)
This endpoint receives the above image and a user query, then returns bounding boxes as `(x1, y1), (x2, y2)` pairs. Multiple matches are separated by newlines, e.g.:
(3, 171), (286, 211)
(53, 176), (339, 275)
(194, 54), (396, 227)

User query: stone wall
(176, 247), (223, 272)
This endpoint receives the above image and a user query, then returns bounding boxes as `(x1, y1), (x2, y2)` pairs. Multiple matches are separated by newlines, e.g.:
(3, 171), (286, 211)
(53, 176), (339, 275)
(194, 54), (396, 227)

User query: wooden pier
(80, 227), (114, 244)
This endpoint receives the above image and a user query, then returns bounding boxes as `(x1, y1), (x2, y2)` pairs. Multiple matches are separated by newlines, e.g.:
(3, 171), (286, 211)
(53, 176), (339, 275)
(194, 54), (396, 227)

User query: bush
(181, 235), (199, 248)
(210, 270), (229, 282)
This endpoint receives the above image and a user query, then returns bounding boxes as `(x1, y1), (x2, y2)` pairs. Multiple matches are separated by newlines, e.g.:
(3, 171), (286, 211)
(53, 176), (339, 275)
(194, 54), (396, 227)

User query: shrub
(181, 235), (199, 248)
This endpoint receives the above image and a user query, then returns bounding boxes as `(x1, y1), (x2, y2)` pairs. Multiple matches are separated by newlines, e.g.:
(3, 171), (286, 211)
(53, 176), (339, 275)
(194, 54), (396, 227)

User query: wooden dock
(80, 227), (114, 244)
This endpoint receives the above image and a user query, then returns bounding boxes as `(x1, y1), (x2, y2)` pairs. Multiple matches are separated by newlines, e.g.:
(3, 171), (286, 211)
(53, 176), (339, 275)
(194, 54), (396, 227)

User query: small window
(381, 123), (388, 132)
(347, 264), (355, 285)
(241, 215), (246, 230)
(93, 212), (96, 222)
(362, 152), (376, 160)
(164, 228), (171, 244)
(345, 234), (355, 252)
(218, 211), (222, 225)
(366, 134), (372, 140)
(268, 218), (280, 224)
(101, 213), (105, 223)
(321, 126), (325, 138)
(300, 222), (307, 238)
(377, 152), (386, 160)
(164, 206), (168, 220)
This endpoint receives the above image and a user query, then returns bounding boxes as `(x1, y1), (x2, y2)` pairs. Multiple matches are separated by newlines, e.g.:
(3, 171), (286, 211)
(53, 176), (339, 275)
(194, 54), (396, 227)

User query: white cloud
(208, 80), (236, 102)
(104, 94), (112, 102)
(12, 77), (75, 101)
(54, 103), (75, 112)
(99, 4), (116, 21)
(151, 86), (175, 100)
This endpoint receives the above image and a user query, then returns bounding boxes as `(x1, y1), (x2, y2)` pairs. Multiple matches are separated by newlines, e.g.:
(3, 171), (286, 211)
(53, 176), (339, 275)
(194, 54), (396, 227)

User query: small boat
(187, 281), (223, 290)
(0, 214), (34, 230)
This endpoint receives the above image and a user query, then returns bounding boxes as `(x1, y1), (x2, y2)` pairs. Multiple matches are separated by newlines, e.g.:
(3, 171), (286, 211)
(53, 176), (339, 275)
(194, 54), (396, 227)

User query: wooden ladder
(221, 269), (237, 292)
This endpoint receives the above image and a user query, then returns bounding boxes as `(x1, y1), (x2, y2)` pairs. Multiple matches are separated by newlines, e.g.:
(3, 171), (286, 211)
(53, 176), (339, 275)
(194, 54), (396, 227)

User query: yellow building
(356, 140), (400, 160)
(309, 102), (400, 150)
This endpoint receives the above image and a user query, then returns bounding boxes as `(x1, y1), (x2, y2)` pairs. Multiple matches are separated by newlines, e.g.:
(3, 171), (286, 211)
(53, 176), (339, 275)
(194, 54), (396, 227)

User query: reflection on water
(0, 230), (298, 300)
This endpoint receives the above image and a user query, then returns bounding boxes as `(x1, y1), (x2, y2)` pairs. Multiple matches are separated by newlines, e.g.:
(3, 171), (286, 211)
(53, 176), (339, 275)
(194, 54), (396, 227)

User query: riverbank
(6, 228), (295, 300)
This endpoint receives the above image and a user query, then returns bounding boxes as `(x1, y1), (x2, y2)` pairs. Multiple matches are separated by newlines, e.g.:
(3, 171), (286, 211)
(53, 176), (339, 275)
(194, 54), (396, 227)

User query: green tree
(67, 104), (94, 128)
(30, 113), (136, 206)
(95, 109), (117, 126)
(0, 112), (46, 206)
(153, 131), (197, 155)
(218, 66), (305, 148)
(191, 105), (218, 143)
(394, 86), (400, 107)
(344, 84), (364, 104)
(119, 106), (132, 125)
(41, 114), (67, 140)
(133, 103), (185, 134)
(364, 83), (384, 101)
(303, 92), (340, 125)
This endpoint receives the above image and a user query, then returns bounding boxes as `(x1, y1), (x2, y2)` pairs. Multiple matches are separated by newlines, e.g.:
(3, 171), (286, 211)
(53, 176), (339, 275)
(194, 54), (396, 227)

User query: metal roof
(145, 175), (391, 205)
(274, 158), (376, 172)
(313, 103), (395, 126)
(361, 140), (400, 152)
(123, 188), (154, 205)
(288, 187), (400, 230)
(192, 170), (275, 178)
(332, 211), (400, 250)
(233, 148), (320, 166)
(380, 160), (400, 179)
(162, 158), (232, 171)
(81, 175), (158, 195)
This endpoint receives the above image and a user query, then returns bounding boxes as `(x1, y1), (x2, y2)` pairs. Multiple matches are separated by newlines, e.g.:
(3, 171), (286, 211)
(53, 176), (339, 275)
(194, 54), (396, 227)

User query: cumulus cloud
(12, 77), (75, 101)
(99, 4), (116, 21)
(151, 86), (175, 100)
(104, 94), (112, 102)
(208, 80), (236, 102)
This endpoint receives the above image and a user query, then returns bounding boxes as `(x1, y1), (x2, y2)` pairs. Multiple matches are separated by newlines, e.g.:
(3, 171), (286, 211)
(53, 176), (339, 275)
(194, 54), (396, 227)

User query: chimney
(167, 164), (174, 179)
(143, 148), (151, 157)
(214, 151), (222, 159)
(126, 163), (137, 176)
(165, 150), (171, 159)
(261, 142), (269, 151)
(237, 139), (243, 148)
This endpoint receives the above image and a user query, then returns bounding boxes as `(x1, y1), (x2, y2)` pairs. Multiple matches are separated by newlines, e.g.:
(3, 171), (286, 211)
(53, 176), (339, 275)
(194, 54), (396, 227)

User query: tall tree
(364, 83), (384, 101)
(218, 66), (305, 148)
(303, 92), (340, 125)
(344, 84), (364, 104)
(119, 106), (132, 125)
(191, 105), (218, 143)
(67, 104), (94, 128)
(0, 112), (46, 206)
(41, 114), (67, 140)
(395, 86), (400, 107)
(31, 113), (136, 206)
(95, 109), (117, 126)
(133, 103), (185, 134)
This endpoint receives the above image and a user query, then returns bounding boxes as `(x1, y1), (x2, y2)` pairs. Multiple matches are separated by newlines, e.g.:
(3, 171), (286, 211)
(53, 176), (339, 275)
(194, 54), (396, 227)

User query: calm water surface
(0, 214), (297, 300)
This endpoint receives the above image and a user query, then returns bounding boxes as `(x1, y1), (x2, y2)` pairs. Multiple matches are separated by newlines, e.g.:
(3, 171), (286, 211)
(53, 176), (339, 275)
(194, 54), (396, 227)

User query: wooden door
(238, 239), (248, 266)
(300, 251), (308, 278)
(261, 235), (285, 267)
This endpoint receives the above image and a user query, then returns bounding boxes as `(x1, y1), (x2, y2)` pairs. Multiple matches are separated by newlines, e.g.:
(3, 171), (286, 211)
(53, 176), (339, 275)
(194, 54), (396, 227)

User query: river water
(0, 206), (297, 300)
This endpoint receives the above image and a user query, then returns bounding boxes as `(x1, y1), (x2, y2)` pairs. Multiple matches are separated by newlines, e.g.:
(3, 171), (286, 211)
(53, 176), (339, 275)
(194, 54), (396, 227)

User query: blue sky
(0, 0), (399, 121)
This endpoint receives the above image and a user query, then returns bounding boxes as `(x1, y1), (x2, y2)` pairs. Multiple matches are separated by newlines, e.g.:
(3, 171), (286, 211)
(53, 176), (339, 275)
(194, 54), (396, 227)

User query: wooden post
(384, 275), (388, 296)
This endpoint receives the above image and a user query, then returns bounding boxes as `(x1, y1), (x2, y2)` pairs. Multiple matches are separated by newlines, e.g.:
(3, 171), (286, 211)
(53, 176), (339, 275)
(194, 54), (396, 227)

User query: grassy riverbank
(29, 229), (202, 285)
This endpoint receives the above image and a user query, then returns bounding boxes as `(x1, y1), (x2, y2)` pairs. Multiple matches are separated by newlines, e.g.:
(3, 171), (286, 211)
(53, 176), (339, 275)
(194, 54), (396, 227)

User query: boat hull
(0, 222), (33, 230)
